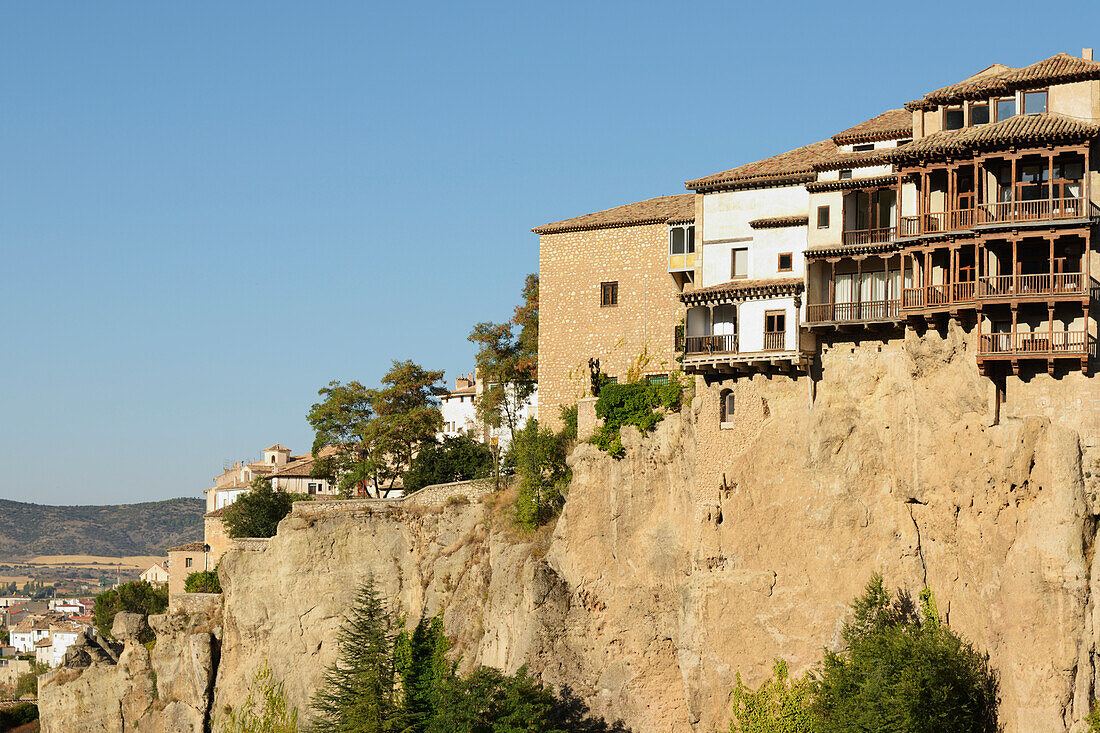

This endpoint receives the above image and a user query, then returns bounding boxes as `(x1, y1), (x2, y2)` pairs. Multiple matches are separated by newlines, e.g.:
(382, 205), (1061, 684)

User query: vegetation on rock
(223, 478), (301, 539)
(0, 701), (39, 729)
(729, 575), (999, 733)
(215, 662), (298, 733)
(591, 375), (683, 458)
(92, 580), (168, 642)
(507, 419), (571, 530)
(184, 569), (222, 593)
(403, 436), (493, 493)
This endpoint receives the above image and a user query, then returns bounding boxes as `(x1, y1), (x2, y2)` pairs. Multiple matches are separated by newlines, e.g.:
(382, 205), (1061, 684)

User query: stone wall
(0, 657), (30, 687)
(539, 223), (683, 431)
(169, 593), (222, 616)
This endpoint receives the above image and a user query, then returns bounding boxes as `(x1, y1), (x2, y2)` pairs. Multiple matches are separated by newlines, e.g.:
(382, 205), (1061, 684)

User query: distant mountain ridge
(0, 497), (205, 559)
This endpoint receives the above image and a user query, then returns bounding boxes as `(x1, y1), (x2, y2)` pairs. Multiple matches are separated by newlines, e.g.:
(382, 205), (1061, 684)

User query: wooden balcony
(898, 197), (1089, 237)
(683, 333), (737, 355)
(668, 252), (697, 273)
(762, 332), (785, 351)
(901, 282), (977, 311)
(842, 226), (896, 247)
(806, 299), (900, 326)
(977, 330), (1093, 357)
(976, 273), (1092, 300)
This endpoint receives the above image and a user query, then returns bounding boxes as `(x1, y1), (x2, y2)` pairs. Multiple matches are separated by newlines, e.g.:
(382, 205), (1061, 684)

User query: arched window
(720, 389), (735, 424)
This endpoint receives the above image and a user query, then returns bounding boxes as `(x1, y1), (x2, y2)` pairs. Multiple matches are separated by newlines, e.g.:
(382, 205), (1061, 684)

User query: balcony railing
(683, 333), (737, 355)
(923, 209), (975, 232)
(668, 252), (697, 273)
(977, 197), (1085, 225)
(976, 273), (1089, 298)
(763, 332), (786, 351)
(901, 282), (977, 310)
(842, 226), (896, 246)
(978, 330), (1092, 356)
(806, 299), (900, 324)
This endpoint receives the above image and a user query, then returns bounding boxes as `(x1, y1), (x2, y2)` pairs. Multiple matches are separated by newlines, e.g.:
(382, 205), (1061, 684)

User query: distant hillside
(0, 497), (205, 559)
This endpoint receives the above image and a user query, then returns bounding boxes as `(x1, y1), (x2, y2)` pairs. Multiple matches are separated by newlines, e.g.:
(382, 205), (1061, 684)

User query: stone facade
(538, 222), (684, 430)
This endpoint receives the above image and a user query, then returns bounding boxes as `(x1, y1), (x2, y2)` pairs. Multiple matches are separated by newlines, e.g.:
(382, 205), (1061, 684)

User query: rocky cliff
(38, 324), (1100, 732)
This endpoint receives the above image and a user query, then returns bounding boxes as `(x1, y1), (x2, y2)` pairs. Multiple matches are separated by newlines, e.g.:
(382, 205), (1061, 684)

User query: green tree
(308, 379), (378, 495)
(215, 662), (299, 733)
(729, 659), (821, 733)
(403, 436), (494, 492)
(394, 616), (454, 731)
(591, 376), (683, 458)
(0, 702), (39, 728)
(13, 670), (38, 699)
(222, 477), (300, 539)
(184, 569), (222, 593)
(310, 579), (407, 732)
(0, 627), (8, 645)
(812, 575), (999, 733)
(509, 420), (570, 530)
(93, 580), (168, 641)
(424, 665), (565, 733)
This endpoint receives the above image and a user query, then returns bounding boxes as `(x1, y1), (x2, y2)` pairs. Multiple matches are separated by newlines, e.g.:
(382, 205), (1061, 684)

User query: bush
(509, 420), (570, 530)
(93, 580), (168, 642)
(184, 569), (222, 594)
(223, 478), (301, 539)
(0, 702), (39, 728)
(591, 375), (683, 458)
(13, 670), (38, 699)
(403, 435), (494, 492)
(730, 659), (820, 733)
(215, 662), (298, 733)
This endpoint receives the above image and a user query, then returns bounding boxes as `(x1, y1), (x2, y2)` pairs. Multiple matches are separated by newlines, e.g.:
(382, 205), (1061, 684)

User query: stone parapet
(167, 593), (223, 616)
(230, 538), (271, 552)
(290, 478), (495, 520)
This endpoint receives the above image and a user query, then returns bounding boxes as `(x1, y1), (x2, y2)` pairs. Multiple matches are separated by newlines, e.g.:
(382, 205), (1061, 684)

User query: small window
(731, 248), (748, 279)
(600, 281), (618, 307)
(852, 143), (875, 152)
(777, 252), (793, 272)
(646, 374), (669, 386)
(1024, 90), (1047, 114)
(996, 97), (1016, 121)
(669, 225), (695, 255)
(765, 311), (786, 333)
(817, 206), (830, 229)
(839, 169), (853, 180)
(944, 107), (964, 130)
(185, 558), (193, 569)
(971, 103), (989, 126)
(720, 390), (735, 424)
(896, 138), (913, 146)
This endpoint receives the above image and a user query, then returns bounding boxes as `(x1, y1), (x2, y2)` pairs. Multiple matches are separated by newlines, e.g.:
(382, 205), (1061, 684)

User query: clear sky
(1, 1), (1096, 505)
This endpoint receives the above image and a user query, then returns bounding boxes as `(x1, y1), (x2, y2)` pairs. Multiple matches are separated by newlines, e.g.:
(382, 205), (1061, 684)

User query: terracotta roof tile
(685, 140), (835, 193)
(889, 113), (1099, 162)
(908, 53), (1100, 109)
(532, 195), (694, 235)
(681, 277), (803, 304)
(813, 148), (898, 172)
(832, 109), (913, 145)
(264, 444), (291, 453)
(167, 541), (206, 553)
(806, 174), (899, 193)
(749, 216), (809, 230)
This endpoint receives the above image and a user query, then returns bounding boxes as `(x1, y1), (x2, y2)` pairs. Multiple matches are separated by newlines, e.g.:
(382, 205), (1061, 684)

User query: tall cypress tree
(309, 579), (407, 732)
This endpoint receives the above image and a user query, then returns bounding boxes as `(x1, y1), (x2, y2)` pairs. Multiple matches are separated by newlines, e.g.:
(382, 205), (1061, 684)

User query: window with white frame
(669, 225), (695, 256)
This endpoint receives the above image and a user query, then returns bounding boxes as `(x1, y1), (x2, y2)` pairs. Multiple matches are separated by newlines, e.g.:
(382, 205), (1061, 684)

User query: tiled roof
(204, 506), (230, 518)
(682, 277), (803, 304)
(806, 174), (899, 193)
(532, 195), (694, 234)
(749, 216), (809, 230)
(813, 147), (898, 172)
(167, 541), (206, 553)
(832, 109), (913, 145)
(888, 113), (1099, 162)
(907, 53), (1100, 109)
(806, 241), (900, 259)
(264, 444), (291, 453)
(685, 140), (834, 193)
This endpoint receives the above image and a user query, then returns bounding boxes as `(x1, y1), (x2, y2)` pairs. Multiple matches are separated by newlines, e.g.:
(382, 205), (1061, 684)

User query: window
(971, 103), (989, 126)
(1024, 90), (1047, 114)
(765, 311), (786, 333)
(996, 97), (1016, 121)
(669, 225), (695, 255)
(944, 107), (964, 130)
(308, 482), (318, 495)
(646, 374), (669, 386)
(731, 248), (748, 279)
(817, 206), (830, 229)
(720, 389), (735, 424)
(185, 557), (193, 569)
(852, 143), (875, 152)
(896, 138), (913, 146)
(600, 281), (618, 307)
(777, 252), (793, 272)
(839, 169), (853, 180)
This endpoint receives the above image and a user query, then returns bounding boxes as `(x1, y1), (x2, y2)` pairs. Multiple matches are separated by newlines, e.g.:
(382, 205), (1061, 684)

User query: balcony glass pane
(686, 226), (695, 254)
(670, 227), (684, 255)
(945, 108), (964, 130)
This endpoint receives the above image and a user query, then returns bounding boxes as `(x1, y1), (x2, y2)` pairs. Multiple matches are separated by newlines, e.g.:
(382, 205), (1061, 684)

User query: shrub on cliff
(93, 580), (168, 641)
(729, 659), (819, 733)
(215, 662), (298, 733)
(222, 478), (300, 539)
(0, 702), (39, 729)
(591, 375), (683, 458)
(184, 569), (222, 593)
(509, 419), (570, 530)
(403, 435), (493, 492)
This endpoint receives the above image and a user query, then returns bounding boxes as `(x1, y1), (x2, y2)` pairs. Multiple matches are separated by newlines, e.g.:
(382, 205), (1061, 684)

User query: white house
(139, 563), (169, 587)
(34, 619), (87, 668)
(440, 374), (478, 439)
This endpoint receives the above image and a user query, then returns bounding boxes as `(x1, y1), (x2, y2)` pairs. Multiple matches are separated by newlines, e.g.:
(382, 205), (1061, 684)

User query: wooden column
(1048, 152), (1055, 214)
(1049, 234), (1055, 291)
(1011, 155), (1018, 217)
(1012, 237), (1018, 293)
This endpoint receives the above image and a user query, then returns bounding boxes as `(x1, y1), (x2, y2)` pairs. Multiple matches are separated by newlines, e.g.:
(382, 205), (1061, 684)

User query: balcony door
(712, 304), (737, 353)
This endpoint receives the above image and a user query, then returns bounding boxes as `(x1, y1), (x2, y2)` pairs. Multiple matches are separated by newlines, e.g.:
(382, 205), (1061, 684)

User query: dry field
(22, 555), (163, 569)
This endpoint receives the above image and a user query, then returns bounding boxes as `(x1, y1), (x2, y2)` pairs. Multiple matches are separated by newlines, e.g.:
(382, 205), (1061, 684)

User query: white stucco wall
(739, 297), (798, 353)
(701, 186), (809, 243)
(440, 393), (478, 438)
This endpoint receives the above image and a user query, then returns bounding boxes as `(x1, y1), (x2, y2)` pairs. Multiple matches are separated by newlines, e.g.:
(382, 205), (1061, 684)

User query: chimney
(1084, 48), (1094, 61)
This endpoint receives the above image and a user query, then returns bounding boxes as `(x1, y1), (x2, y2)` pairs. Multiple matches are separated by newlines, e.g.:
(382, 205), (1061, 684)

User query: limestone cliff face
(38, 324), (1100, 732)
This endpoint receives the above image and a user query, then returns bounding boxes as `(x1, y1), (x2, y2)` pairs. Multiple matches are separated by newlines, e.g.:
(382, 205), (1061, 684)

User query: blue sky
(1, 1), (1096, 504)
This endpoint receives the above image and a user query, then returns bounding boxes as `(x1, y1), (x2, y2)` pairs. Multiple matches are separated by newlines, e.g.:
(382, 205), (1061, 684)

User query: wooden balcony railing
(806, 299), (900, 324)
(922, 209), (975, 232)
(900, 216), (921, 237)
(762, 332), (786, 351)
(842, 226), (896, 246)
(978, 330), (1092, 356)
(901, 282), (977, 310)
(683, 333), (737, 355)
(976, 197), (1085, 225)
(976, 273), (1088, 298)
